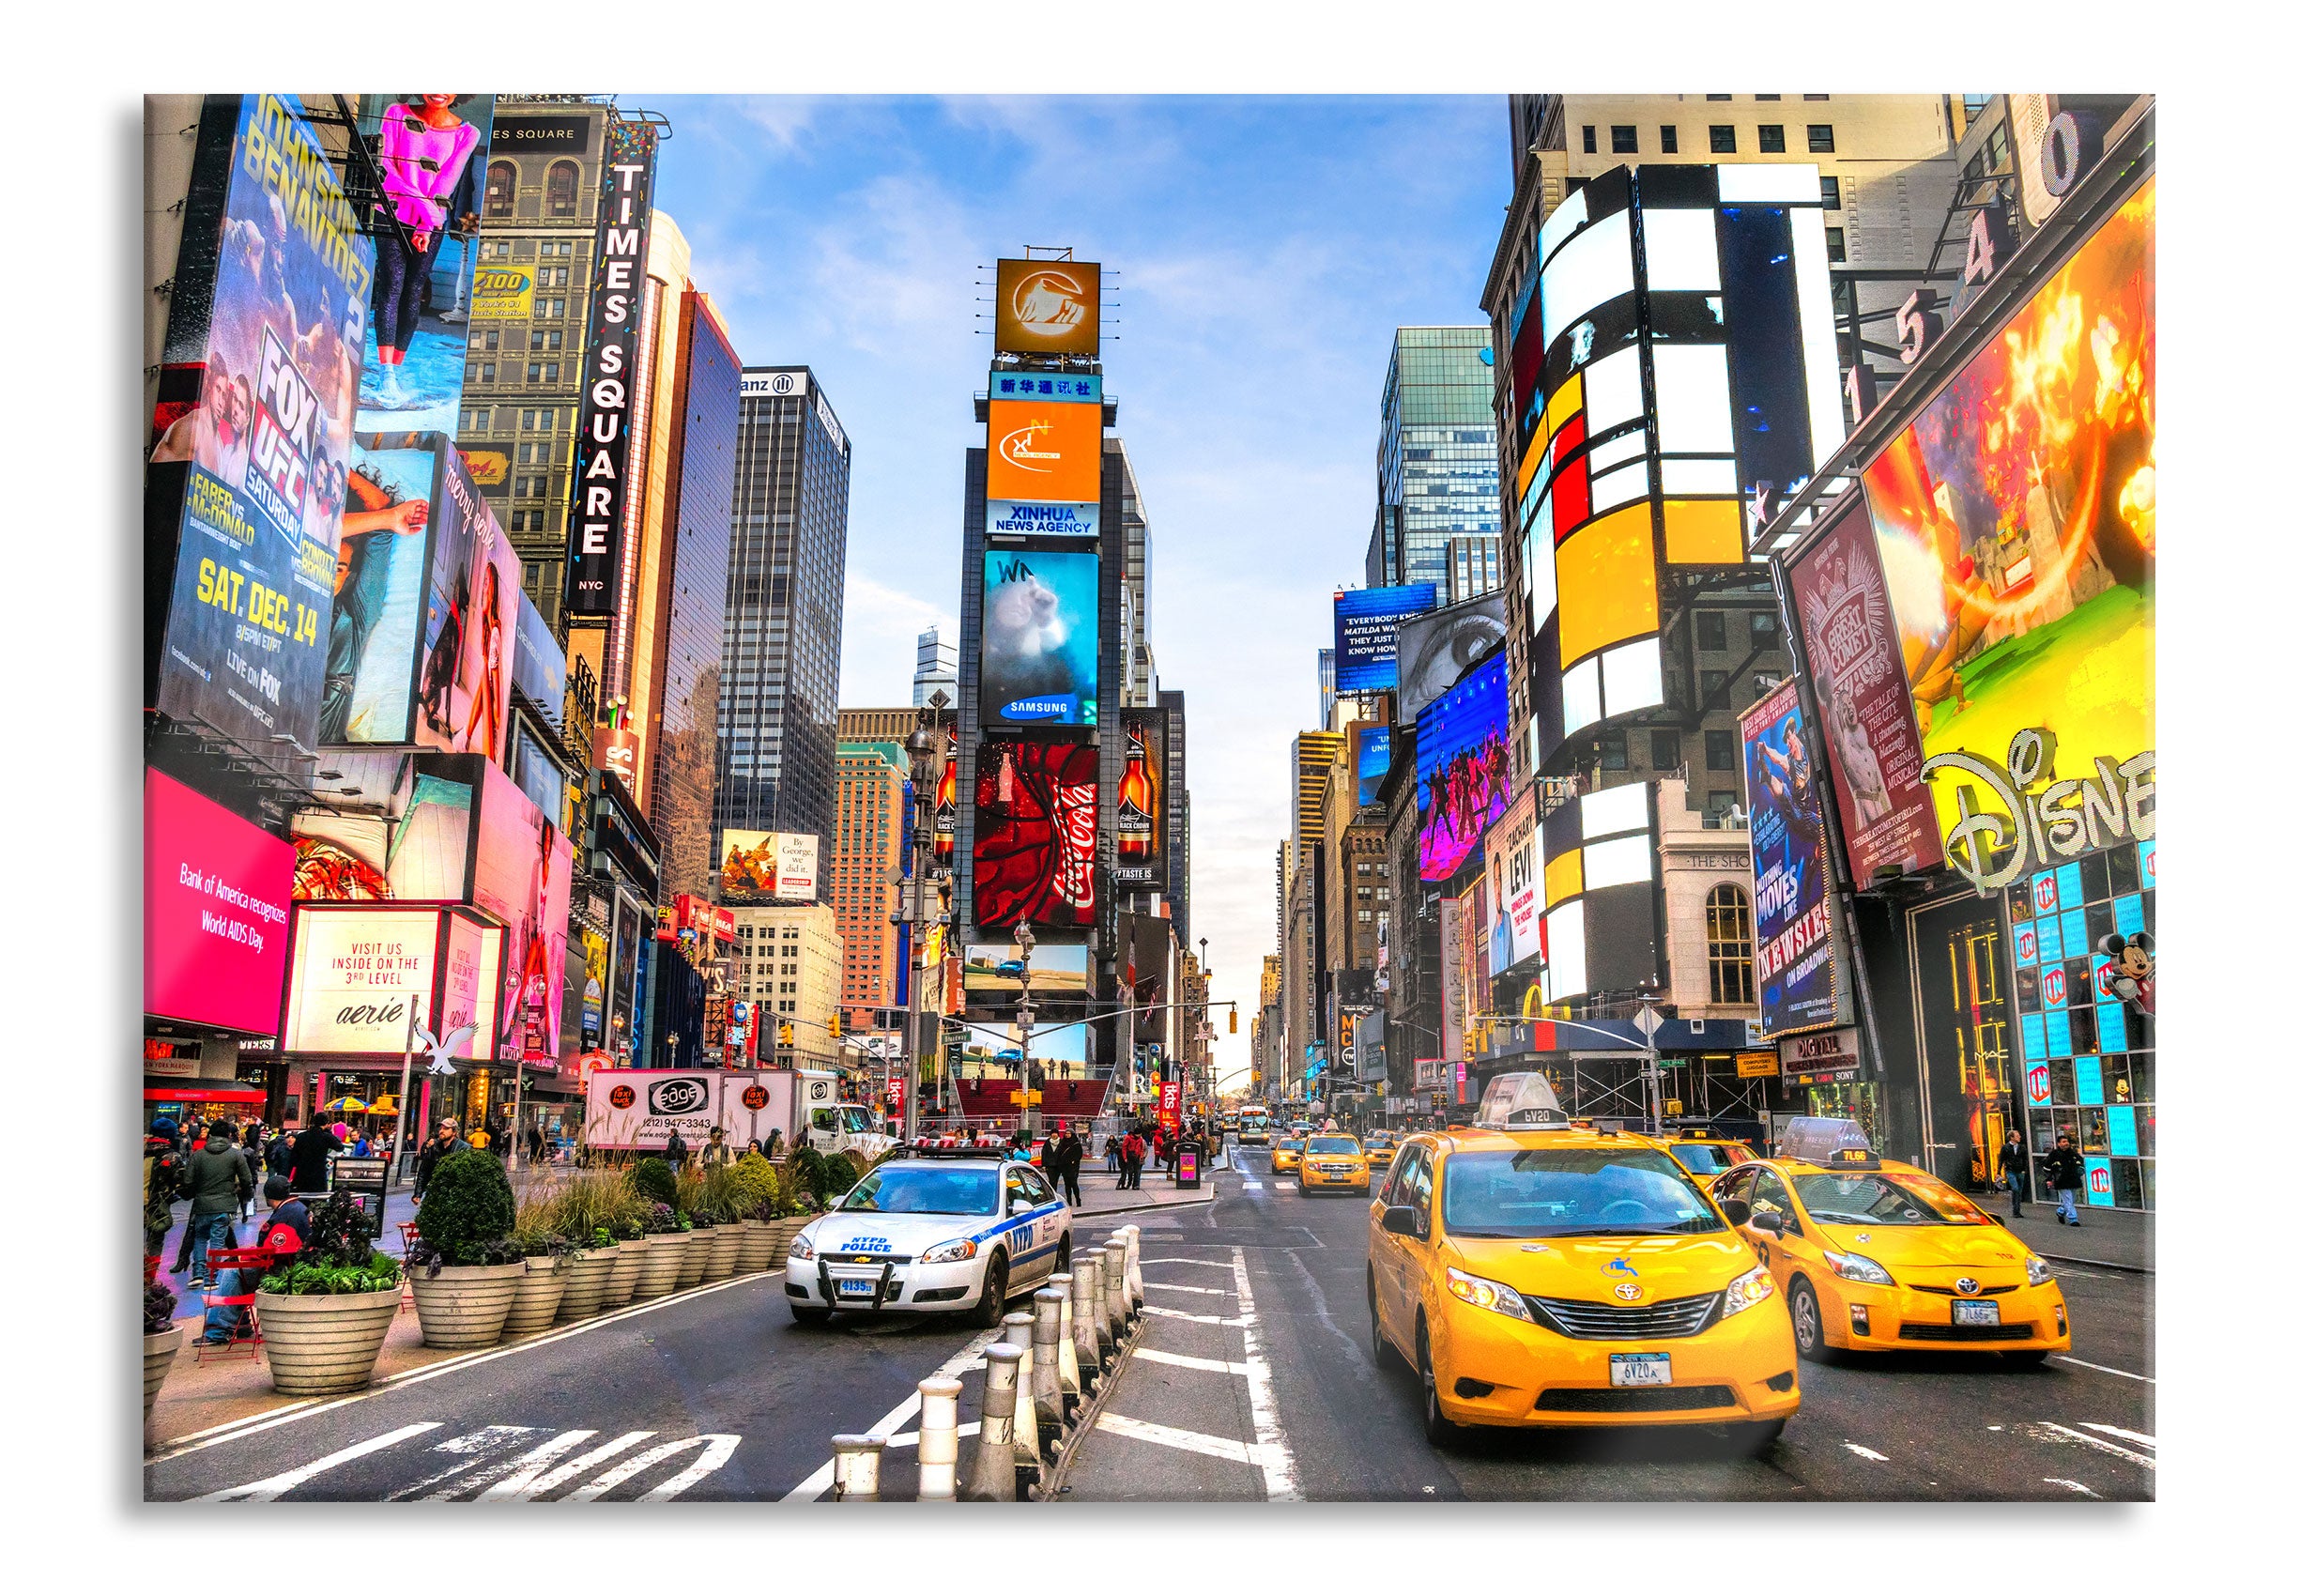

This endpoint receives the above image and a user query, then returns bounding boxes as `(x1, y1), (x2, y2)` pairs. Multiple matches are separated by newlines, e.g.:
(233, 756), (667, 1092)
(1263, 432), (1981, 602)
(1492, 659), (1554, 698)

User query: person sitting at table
(199, 1177), (312, 1345)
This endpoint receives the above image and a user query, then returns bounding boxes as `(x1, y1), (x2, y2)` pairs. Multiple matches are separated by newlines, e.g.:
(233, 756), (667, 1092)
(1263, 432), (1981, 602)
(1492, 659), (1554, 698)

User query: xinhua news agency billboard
(1334, 584), (1437, 694)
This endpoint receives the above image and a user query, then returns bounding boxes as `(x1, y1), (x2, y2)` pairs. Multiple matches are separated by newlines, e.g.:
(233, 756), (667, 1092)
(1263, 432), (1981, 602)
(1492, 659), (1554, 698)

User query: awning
(144, 1081), (266, 1104)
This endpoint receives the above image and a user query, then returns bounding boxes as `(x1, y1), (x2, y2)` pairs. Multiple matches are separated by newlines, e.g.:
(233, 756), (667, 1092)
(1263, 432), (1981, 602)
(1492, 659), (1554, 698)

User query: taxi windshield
(1441, 1148), (1725, 1237)
(1307, 1137), (1359, 1155)
(838, 1165), (999, 1218)
(1666, 1142), (1740, 1174)
(1789, 1171), (1991, 1226)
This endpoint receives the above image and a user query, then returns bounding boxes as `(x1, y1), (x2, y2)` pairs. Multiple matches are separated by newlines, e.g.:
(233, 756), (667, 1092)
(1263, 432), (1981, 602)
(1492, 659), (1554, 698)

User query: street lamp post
(1014, 918), (1037, 1145)
(901, 714), (939, 1145)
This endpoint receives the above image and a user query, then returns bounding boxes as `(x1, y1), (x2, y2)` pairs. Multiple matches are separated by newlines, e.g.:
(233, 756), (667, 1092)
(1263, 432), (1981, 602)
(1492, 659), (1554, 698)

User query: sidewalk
(1066, 1155), (1227, 1216)
(1970, 1193), (2154, 1273)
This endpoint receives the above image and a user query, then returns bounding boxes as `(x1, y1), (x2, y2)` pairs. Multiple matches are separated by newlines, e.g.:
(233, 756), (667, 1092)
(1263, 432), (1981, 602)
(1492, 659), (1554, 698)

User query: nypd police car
(784, 1148), (1073, 1327)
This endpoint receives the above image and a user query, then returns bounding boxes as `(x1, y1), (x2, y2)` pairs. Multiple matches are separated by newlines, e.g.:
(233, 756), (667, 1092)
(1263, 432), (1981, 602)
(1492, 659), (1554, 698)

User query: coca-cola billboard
(973, 740), (1097, 928)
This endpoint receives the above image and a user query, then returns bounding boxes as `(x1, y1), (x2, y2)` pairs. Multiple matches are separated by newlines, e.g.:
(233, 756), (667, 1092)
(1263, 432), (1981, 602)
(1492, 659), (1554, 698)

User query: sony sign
(564, 117), (659, 620)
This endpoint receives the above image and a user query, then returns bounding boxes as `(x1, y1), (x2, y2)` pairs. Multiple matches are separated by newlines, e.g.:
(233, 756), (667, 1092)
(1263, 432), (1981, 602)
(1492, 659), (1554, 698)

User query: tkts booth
(1760, 105), (2154, 1209)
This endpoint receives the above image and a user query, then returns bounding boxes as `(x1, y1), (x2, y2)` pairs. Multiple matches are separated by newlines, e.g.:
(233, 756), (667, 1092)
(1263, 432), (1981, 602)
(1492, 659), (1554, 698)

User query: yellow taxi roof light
(1473, 1071), (1572, 1131)
(1776, 1116), (1876, 1167)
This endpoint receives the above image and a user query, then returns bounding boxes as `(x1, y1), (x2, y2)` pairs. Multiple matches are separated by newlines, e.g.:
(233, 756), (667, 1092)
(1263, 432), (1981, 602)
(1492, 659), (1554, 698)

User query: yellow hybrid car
(1364, 1132), (1398, 1169)
(1270, 1135), (1305, 1175)
(1368, 1073), (1798, 1449)
(1300, 1134), (1372, 1194)
(1711, 1118), (2069, 1365)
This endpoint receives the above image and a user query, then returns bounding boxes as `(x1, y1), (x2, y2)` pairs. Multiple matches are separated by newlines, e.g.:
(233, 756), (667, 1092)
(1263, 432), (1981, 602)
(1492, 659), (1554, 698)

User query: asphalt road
(1054, 1147), (2155, 1502)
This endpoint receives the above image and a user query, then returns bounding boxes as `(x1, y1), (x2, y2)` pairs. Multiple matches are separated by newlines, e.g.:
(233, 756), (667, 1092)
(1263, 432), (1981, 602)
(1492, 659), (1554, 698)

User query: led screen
(985, 397), (1102, 503)
(354, 96), (494, 437)
(980, 547), (1099, 726)
(719, 830), (820, 903)
(962, 942), (1091, 996)
(1356, 727), (1391, 807)
(1395, 592), (1506, 724)
(1333, 584), (1438, 694)
(993, 259), (1101, 358)
(1113, 710), (1166, 886)
(973, 740), (1096, 928)
(1415, 652), (1510, 883)
(145, 769), (295, 1035)
(1741, 681), (1845, 1035)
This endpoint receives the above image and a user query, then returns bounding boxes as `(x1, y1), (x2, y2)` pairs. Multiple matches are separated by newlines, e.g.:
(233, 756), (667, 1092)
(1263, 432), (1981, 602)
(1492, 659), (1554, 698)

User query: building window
(1707, 884), (1755, 1005)
(459, 407), (491, 432)
(1597, 730), (1629, 770)
(1611, 125), (1638, 154)
(1707, 788), (1739, 819)
(1660, 125), (1678, 154)
(483, 161), (514, 219)
(1694, 609), (1728, 652)
(546, 160), (579, 218)
(1757, 124), (1786, 153)
(1819, 175), (1841, 209)
(1807, 124), (1835, 153)
(1710, 125), (1738, 154)
(529, 329), (563, 352)
(1705, 94), (1732, 101)
(468, 328), (498, 352)
(1755, 94), (1782, 101)
(1752, 611), (1781, 648)
(1803, 93), (1831, 102)
(1700, 669), (1731, 705)
(1581, 126), (1597, 154)
(1826, 227), (1848, 263)
(1705, 729), (1737, 770)
(1650, 729), (1680, 770)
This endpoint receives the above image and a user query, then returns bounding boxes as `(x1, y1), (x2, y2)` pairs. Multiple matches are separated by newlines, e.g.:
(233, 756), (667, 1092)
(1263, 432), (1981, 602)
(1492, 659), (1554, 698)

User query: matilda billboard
(147, 95), (374, 758)
(1740, 680), (1846, 1036)
(1333, 584), (1438, 695)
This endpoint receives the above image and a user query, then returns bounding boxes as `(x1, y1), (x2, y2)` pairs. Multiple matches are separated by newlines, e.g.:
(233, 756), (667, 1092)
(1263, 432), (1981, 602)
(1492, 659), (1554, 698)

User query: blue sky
(646, 95), (1512, 1086)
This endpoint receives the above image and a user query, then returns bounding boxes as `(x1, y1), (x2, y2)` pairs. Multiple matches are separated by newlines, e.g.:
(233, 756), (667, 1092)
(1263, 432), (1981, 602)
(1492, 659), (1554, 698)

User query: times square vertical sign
(565, 119), (659, 618)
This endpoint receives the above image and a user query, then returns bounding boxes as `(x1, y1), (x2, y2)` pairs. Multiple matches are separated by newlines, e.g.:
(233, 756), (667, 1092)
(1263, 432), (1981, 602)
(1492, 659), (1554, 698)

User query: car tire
(1368, 1270), (1404, 1373)
(969, 1253), (1010, 1328)
(789, 1304), (831, 1327)
(1417, 1321), (1471, 1450)
(1787, 1277), (1836, 1363)
(1737, 1419), (1787, 1451)
(1056, 1234), (1072, 1273)
(2001, 1349), (2049, 1368)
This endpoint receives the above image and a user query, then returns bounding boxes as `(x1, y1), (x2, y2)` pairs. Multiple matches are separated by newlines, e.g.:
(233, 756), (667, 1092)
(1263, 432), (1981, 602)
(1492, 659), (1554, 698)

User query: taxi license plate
(1951, 1298), (2001, 1327)
(836, 1278), (878, 1298)
(1610, 1354), (1672, 1387)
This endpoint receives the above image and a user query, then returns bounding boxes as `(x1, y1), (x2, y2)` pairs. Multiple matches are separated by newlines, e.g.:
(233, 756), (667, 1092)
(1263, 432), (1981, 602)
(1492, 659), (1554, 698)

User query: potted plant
(549, 1175), (621, 1322)
(671, 1202), (710, 1291)
(682, 1168), (742, 1282)
(631, 1202), (689, 1298)
(253, 1192), (404, 1395)
(406, 1149), (523, 1349)
(731, 1155), (782, 1272)
(599, 1197), (646, 1309)
(501, 1189), (573, 1336)
(144, 1281), (182, 1423)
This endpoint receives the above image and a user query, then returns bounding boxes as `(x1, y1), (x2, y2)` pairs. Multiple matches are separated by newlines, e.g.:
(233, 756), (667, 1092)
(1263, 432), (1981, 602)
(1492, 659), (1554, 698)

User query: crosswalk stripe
(198, 1422), (442, 1501)
(483, 1432), (656, 1500)
(387, 1426), (540, 1500)
(562, 1435), (719, 1502)
(1142, 1303), (1249, 1327)
(1139, 1257), (1238, 1269)
(440, 1430), (600, 1500)
(636, 1435), (743, 1501)
(2078, 1421), (2155, 1449)
(2034, 1421), (2155, 1470)
(1134, 1347), (1252, 1376)
(1142, 1281), (1234, 1297)
(1095, 1411), (1255, 1464)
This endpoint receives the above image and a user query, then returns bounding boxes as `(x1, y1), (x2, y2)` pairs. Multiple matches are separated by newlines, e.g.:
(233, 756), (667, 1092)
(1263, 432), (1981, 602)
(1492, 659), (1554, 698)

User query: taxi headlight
(1719, 1265), (1775, 1318)
(2026, 1254), (2053, 1286)
(1444, 1266), (1535, 1324)
(1822, 1249), (1894, 1286)
(789, 1231), (816, 1261)
(920, 1237), (978, 1264)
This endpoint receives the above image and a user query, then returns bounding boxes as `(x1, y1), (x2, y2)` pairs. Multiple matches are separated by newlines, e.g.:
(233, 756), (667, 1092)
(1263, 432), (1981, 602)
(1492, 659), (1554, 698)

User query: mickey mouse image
(2095, 930), (2154, 1016)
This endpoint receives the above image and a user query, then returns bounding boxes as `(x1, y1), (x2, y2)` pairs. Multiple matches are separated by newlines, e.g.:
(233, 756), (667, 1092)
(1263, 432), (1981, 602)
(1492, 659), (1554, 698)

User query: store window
(1706, 885), (1754, 1004)
(483, 160), (514, 219)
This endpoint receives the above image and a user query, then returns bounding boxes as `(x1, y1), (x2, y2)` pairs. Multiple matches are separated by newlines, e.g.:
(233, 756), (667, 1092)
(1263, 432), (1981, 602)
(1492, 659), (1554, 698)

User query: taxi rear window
(1441, 1148), (1724, 1237)
(1666, 1142), (1742, 1174)
(1307, 1137), (1358, 1154)
(1789, 1172), (1990, 1226)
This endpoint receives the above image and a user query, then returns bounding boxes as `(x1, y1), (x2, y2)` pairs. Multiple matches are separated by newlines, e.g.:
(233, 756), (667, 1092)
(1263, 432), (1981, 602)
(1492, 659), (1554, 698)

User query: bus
(1237, 1107), (1271, 1144)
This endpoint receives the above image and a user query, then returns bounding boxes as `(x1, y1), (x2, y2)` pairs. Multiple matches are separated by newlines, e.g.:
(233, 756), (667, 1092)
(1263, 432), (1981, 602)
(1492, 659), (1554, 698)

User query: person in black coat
(1048, 1125), (1084, 1206)
(413, 1118), (475, 1201)
(2000, 1128), (2030, 1218)
(2041, 1134), (2086, 1226)
(288, 1119), (341, 1196)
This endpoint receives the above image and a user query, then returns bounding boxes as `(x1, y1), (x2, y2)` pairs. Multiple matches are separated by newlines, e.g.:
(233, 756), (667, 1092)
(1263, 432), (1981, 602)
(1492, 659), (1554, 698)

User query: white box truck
(583, 1067), (890, 1161)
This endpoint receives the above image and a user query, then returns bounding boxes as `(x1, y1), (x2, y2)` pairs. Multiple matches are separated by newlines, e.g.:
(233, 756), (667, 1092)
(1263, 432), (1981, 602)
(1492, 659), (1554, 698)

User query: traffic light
(828, 1011), (844, 1038)
(778, 1021), (795, 1049)
(1229, 1007), (1238, 1034)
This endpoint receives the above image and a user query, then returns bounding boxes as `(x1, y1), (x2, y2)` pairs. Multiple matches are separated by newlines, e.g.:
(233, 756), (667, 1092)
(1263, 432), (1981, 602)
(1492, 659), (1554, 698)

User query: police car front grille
(823, 1253), (912, 1266)
(1527, 1292), (1721, 1341)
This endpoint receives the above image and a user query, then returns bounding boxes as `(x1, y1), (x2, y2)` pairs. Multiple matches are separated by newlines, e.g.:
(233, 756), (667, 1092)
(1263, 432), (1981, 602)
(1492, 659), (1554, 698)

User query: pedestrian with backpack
(180, 1121), (253, 1288)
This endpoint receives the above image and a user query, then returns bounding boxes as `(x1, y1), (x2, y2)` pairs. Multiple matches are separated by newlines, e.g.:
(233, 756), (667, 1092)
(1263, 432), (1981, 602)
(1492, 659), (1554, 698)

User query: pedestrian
(287, 1118), (339, 1197)
(527, 1123), (546, 1164)
(413, 1117), (474, 1202)
(238, 1121), (264, 1220)
(180, 1119), (253, 1289)
(143, 1128), (183, 1257)
(2042, 1134), (2085, 1226)
(702, 1127), (731, 1169)
(1103, 1133), (1120, 1174)
(200, 1175), (313, 1346)
(1050, 1123), (1083, 1206)
(1121, 1129), (1146, 1190)
(2000, 1127), (2029, 1219)
(262, 1124), (291, 1184)
(747, 1138), (766, 1159)
(664, 1127), (689, 1173)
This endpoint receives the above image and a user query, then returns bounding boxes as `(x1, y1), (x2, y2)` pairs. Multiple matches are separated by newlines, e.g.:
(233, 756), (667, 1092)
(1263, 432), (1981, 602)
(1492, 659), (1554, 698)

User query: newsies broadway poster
(1740, 679), (1847, 1036)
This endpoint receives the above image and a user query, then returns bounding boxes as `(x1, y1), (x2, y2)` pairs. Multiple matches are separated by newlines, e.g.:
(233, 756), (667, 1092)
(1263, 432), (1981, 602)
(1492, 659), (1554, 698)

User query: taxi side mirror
(1720, 1198), (1752, 1226)
(1381, 1206), (1425, 1239)
(1750, 1209), (1785, 1235)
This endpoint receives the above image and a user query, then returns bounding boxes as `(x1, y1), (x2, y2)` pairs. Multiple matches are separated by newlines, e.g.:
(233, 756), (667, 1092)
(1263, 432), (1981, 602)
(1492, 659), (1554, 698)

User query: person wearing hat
(413, 1117), (473, 1202)
(701, 1126), (731, 1169)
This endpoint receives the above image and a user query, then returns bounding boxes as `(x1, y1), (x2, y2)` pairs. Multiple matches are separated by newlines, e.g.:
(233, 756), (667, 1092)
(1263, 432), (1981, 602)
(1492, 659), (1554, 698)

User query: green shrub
(822, 1152), (860, 1198)
(698, 1164), (744, 1223)
(789, 1144), (830, 1204)
(631, 1157), (678, 1209)
(412, 1149), (517, 1266)
(730, 1154), (780, 1220)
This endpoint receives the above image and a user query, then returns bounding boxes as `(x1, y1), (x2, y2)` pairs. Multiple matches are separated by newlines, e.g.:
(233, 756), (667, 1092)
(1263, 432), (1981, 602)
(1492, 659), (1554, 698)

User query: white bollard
(960, 1344), (1021, 1502)
(1001, 1310), (1042, 1482)
(1120, 1225), (1143, 1316)
(916, 1374), (963, 1501)
(1101, 1240), (1129, 1348)
(1075, 1255), (1112, 1375)
(1049, 1272), (1083, 1406)
(1031, 1289), (1067, 1439)
(832, 1434), (886, 1501)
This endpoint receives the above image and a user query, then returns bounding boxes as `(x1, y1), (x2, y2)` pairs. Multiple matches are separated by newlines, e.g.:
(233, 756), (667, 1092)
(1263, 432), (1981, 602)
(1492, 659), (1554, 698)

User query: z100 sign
(973, 741), (1096, 929)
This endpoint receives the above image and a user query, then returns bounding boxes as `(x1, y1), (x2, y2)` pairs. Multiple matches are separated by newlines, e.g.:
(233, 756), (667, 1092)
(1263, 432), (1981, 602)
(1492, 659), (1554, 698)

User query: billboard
(512, 589), (566, 729)
(989, 370), (1101, 406)
(1333, 584), (1438, 694)
(565, 117), (659, 618)
(1786, 498), (1944, 888)
(1113, 710), (1166, 886)
(1862, 179), (2154, 878)
(963, 941), (1092, 997)
(437, 913), (503, 1063)
(980, 547), (1099, 726)
(330, 433), (519, 757)
(1396, 591), (1508, 725)
(1740, 681), (1846, 1036)
(719, 831), (820, 903)
(468, 261), (532, 321)
(986, 399), (1102, 504)
(1355, 726), (1391, 807)
(1488, 785), (1545, 981)
(470, 759), (573, 1066)
(148, 95), (374, 758)
(582, 1069), (722, 1151)
(355, 96), (495, 437)
(987, 499), (1100, 541)
(145, 770), (294, 1035)
(993, 259), (1101, 358)
(974, 740), (1097, 928)
(1415, 652), (1510, 883)
(282, 906), (438, 1053)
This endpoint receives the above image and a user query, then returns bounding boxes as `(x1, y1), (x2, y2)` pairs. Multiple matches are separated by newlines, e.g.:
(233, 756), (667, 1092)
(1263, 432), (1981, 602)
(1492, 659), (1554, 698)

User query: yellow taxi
(1270, 1134), (1306, 1175)
(1299, 1133), (1372, 1194)
(1710, 1118), (2069, 1366)
(1654, 1125), (1756, 1185)
(1364, 1131), (1399, 1169)
(1368, 1073), (1797, 1449)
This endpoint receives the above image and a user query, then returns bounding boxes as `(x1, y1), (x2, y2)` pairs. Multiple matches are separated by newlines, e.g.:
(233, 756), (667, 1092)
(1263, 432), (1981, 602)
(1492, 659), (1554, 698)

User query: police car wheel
(1056, 1234), (1072, 1273)
(969, 1253), (1009, 1328)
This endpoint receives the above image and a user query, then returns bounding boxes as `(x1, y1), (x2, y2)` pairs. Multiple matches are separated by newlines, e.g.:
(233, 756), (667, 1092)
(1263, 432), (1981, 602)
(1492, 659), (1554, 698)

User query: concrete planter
(674, 1229), (712, 1289)
(144, 1327), (182, 1421)
(631, 1232), (687, 1299)
(409, 1261), (525, 1349)
(253, 1288), (400, 1396)
(701, 1224), (742, 1281)
(555, 1247), (616, 1321)
(736, 1219), (779, 1273)
(601, 1239), (642, 1308)
(502, 1260), (569, 1336)
(769, 1215), (804, 1256)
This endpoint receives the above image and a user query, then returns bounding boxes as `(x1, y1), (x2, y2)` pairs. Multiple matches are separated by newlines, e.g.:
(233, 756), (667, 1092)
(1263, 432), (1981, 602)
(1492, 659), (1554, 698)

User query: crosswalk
(197, 1420), (742, 1502)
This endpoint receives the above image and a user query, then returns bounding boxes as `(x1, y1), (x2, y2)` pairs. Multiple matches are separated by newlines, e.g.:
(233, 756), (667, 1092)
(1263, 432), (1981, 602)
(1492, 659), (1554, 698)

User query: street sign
(1633, 1005), (1663, 1039)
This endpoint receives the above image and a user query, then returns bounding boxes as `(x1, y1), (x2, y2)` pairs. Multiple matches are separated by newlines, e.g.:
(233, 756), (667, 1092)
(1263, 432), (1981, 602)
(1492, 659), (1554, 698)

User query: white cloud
(839, 572), (956, 708)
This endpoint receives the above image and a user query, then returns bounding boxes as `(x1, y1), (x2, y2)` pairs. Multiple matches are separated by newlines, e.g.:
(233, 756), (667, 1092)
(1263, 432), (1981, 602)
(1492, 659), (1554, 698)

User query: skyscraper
(830, 740), (907, 1016)
(1109, 437), (1159, 708)
(1364, 327), (1502, 602)
(912, 625), (957, 708)
(715, 367), (851, 863)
